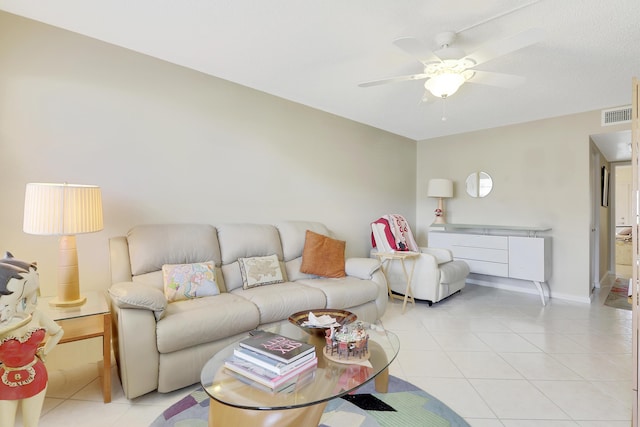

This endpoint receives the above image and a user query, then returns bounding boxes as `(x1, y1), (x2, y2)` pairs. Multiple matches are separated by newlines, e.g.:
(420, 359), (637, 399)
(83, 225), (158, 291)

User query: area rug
(150, 375), (470, 427)
(604, 277), (632, 311)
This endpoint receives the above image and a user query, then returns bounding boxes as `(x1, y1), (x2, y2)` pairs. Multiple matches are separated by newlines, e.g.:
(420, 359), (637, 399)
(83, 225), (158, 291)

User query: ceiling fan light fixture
(425, 72), (465, 98)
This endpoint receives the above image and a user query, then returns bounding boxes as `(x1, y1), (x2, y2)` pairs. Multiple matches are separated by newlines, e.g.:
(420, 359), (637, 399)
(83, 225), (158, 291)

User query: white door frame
(590, 147), (600, 290)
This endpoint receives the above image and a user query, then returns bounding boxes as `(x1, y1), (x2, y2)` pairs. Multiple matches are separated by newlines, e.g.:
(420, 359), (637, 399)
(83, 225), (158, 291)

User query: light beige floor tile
(391, 329), (441, 350)
(475, 333), (543, 353)
(447, 351), (523, 379)
(45, 363), (99, 399)
(501, 319), (548, 334)
(498, 352), (583, 380)
(563, 333), (632, 353)
(532, 380), (631, 421)
(37, 400), (131, 427)
(464, 418), (505, 426)
(430, 330), (492, 352)
(590, 379), (633, 403)
(550, 353), (630, 381)
(519, 333), (589, 354)
(421, 313), (512, 333)
(396, 350), (464, 378)
(409, 376), (496, 418)
(576, 421), (632, 427)
(469, 379), (569, 419)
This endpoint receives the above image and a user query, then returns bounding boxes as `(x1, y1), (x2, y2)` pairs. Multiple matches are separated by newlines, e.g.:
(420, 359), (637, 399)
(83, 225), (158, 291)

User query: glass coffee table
(200, 320), (399, 427)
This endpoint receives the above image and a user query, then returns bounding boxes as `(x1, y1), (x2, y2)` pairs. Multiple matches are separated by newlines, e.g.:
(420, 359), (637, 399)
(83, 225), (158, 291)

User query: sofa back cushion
(276, 221), (334, 281)
(217, 223), (284, 291)
(276, 221), (331, 261)
(127, 224), (221, 277)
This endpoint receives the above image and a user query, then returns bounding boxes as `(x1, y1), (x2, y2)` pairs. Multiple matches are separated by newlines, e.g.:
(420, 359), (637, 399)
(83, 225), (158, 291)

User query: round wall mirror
(465, 171), (493, 198)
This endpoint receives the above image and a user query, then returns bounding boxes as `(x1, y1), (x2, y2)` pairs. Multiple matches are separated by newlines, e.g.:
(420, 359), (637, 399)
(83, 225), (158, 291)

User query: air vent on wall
(602, 105), (632, 126)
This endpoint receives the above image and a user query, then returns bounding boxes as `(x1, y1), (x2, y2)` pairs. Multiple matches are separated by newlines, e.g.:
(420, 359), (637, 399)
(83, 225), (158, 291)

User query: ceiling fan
(359, 28), (545, 102)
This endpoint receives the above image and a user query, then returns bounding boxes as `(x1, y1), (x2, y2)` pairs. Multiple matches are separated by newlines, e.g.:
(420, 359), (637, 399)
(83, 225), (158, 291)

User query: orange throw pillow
(300, 230), (346, 278)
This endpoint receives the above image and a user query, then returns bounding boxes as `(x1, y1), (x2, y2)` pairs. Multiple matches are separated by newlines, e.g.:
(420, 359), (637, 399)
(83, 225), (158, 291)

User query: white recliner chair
(370, 216), (470, 306)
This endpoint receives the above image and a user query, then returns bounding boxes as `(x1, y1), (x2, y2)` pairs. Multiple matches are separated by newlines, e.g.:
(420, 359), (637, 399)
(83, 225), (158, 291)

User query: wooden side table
(38, 291), (112, 403)
(373, 251), (420, 313)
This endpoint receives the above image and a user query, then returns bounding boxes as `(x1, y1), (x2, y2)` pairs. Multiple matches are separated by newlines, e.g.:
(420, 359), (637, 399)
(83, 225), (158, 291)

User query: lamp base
(53, 235), (86, 308)
(432, 197), (447, 224)
(49, 295), (86, 308)
(433, 216), (446, 224)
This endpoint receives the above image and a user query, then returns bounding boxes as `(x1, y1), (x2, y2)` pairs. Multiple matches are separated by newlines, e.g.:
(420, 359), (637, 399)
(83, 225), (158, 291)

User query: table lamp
(427, 179), (453, 224)
(23, 183), (103, 307)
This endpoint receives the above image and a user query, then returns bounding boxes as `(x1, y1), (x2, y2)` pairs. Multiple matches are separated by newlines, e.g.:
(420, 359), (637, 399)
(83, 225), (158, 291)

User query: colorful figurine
(332, 322), (369, 360)
(0, 253), (63, 427)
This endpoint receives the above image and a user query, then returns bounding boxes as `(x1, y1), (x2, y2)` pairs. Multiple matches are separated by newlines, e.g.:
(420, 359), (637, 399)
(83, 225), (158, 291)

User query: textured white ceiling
(0, 0), (638, 141)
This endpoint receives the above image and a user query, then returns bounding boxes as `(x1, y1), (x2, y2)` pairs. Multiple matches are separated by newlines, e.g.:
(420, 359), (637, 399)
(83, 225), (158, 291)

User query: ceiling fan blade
(393, 37), (440, 63)
(358, 73), (429, 87)
(462, 28), (545, 67)
(467, 70), (526, 88)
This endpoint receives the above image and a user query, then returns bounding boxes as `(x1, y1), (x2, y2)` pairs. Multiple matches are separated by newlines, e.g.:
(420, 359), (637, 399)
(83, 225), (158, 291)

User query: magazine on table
(226, 363), (317, 394)
(224, 355), (318, 389)
(233, 346), (317, 375)
(238, 330), (315, 364)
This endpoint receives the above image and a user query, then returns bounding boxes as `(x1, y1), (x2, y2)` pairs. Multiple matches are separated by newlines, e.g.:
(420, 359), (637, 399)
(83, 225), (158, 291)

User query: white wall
(0, 12), (416, 296)
(417, 112), (629, 302)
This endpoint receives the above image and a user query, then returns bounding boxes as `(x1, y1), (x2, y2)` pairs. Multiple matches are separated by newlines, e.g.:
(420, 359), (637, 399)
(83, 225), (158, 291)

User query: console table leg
(533, 281), (547, 306)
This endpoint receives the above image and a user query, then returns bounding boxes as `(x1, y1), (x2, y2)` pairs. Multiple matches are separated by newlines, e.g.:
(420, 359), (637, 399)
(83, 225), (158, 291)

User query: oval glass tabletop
(200, 321), (399, 411)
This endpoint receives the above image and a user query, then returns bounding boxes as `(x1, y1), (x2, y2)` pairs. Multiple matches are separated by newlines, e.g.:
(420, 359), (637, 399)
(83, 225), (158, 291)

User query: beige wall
(0, 12), (416, 296)
(1, 11), (630, 304)
(417, 112), (629, 302)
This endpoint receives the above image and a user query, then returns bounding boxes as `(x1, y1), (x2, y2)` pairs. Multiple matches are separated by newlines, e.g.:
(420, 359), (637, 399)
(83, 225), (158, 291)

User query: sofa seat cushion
(295, 277), (379, 310)
(156, 294), (259, 353)
(230, 282), (326, 324)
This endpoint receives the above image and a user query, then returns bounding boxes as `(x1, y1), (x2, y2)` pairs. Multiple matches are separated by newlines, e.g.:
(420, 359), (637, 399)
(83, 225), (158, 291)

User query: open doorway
(591, 129), (632, 287)
(614, 163), (633, 279)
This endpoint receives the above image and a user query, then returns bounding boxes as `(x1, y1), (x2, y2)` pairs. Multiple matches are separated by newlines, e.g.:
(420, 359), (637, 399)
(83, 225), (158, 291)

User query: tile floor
(20, 282), (633, 426)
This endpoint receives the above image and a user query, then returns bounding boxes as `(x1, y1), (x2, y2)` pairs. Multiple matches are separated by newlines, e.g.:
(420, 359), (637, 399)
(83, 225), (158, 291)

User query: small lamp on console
(427, 178), (453, 224)
(23, 183), (104, 307)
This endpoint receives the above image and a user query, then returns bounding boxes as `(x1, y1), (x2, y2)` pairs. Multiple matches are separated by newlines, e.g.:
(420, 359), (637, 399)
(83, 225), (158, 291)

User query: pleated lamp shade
(23, 183), (103, 307)
(23, 183), (103, 235)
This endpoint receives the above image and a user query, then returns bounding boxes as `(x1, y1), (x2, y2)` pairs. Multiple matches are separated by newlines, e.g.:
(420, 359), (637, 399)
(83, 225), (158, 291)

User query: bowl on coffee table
(288, 309), (357, 337)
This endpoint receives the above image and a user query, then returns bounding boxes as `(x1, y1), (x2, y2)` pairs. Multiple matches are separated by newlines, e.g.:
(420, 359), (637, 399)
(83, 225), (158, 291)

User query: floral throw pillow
(162, 261), (220, 302)
(238, 254), (285, 289)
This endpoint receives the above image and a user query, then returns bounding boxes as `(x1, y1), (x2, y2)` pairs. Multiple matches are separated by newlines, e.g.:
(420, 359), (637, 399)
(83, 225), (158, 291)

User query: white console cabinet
(428, 225), (551, 305)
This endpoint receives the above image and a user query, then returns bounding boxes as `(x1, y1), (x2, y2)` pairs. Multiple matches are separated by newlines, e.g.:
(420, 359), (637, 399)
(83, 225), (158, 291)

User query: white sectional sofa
(108, 221), (387, 399)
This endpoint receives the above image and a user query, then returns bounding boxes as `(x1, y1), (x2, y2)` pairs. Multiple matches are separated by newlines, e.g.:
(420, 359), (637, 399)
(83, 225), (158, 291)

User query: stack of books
(224, 330), (317, 392)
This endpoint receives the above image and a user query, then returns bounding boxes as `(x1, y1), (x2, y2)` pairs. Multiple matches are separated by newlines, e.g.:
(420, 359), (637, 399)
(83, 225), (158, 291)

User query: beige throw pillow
(238, 254), (285, 289)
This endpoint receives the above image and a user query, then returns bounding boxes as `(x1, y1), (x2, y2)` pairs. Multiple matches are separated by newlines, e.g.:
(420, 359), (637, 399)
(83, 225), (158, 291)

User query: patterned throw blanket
(371, 214), (418, 252)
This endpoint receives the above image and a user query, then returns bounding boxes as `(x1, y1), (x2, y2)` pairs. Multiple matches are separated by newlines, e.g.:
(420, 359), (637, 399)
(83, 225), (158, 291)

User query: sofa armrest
(109, 282), (167, 321)
(109, 298), (160, 399)
(419, 247), (453, 264)
(345, 257), (381, 280)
